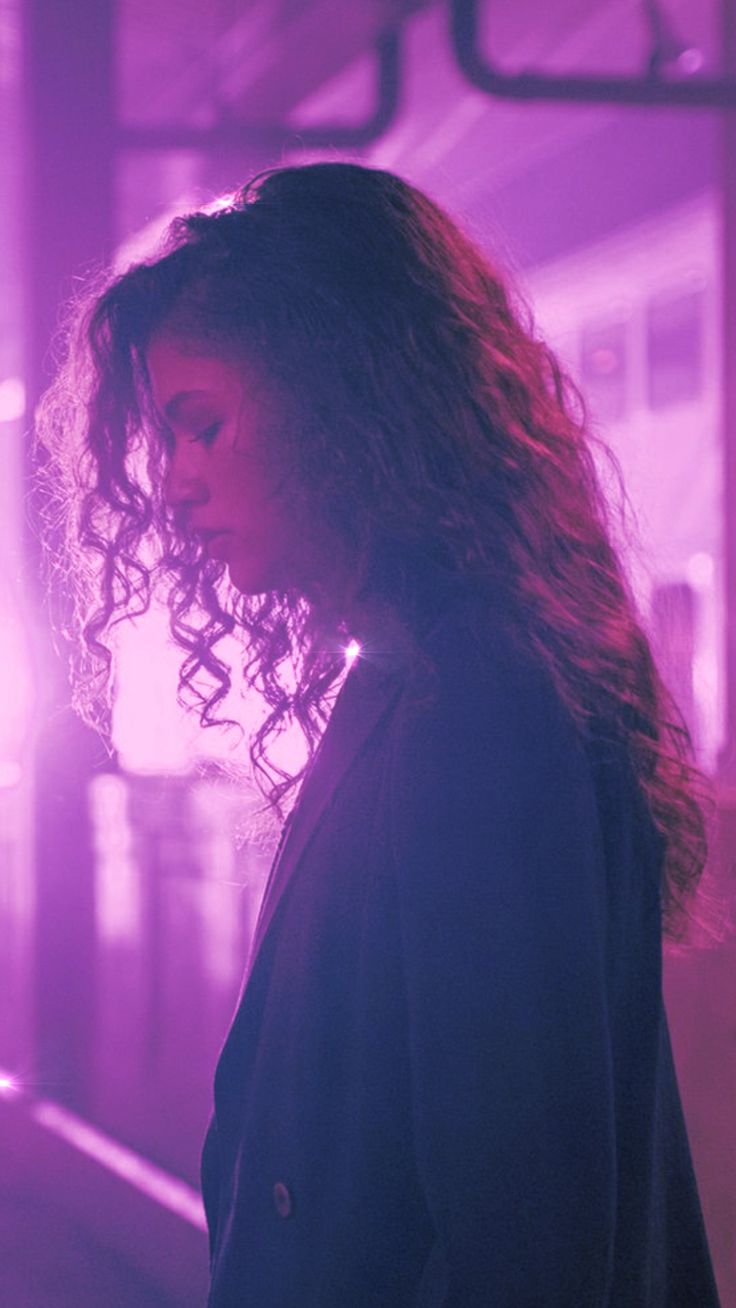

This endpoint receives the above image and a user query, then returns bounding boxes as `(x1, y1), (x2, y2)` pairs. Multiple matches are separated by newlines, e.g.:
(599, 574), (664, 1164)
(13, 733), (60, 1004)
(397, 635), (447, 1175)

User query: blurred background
(1, 0), (735, 1303)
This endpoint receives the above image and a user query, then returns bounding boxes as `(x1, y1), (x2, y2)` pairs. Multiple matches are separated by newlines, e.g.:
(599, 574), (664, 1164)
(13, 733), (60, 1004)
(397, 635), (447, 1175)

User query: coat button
(273, 1181), (293, 1218)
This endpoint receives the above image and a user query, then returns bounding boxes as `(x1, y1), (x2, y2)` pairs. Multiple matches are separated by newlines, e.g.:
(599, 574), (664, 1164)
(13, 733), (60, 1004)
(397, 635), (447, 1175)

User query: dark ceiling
(113, 0), (722, 265)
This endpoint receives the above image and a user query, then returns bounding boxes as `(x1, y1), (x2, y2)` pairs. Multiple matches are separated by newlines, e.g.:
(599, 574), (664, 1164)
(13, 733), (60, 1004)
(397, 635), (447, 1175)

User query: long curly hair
(35, 160), (728, 946)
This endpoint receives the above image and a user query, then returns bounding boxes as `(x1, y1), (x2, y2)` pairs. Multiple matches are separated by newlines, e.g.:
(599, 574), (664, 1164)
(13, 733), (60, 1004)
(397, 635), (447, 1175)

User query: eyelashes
(158, 420), (223, 451)
(155, 418), (224, 455)
(193, 420), (223, 447)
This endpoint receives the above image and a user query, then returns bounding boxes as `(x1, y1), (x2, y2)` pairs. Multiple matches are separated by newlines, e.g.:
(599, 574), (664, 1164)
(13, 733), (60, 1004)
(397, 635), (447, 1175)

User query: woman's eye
(193, 421), (222, 447)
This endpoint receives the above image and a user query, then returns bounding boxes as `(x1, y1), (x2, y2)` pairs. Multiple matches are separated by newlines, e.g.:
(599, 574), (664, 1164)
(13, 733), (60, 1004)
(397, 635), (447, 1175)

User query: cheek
(220, 429), (301, 532)
(219, 460), (286, 533)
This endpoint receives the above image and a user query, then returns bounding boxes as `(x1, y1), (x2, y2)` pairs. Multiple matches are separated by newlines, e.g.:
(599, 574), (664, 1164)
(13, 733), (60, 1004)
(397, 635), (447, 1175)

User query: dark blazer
(200, 578), (720, 1307)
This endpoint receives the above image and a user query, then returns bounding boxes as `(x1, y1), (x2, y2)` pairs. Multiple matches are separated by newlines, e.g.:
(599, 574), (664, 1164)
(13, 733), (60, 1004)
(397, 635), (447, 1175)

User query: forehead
(145, 335), (244, 414)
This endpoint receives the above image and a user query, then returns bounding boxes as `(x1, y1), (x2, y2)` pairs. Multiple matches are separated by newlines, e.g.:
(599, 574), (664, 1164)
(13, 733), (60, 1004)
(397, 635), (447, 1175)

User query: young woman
(37, 162), (722, 1306)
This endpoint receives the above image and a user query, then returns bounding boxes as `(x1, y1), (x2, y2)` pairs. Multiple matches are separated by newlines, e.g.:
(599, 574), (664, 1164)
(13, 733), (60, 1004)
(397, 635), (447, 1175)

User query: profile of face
(146, 334), (310, 595)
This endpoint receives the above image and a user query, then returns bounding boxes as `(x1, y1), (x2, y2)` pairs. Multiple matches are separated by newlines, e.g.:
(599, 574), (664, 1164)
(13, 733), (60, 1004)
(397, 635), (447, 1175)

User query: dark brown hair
(35, 161), (729, 946)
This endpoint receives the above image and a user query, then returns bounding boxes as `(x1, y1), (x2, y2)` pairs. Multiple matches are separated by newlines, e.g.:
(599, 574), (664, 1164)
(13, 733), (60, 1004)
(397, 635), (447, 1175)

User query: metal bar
(450, 0), (736, 109)
(22, 0), (118, 1114)
(119, 27), (401, 154)
(718, 0), (736, 781)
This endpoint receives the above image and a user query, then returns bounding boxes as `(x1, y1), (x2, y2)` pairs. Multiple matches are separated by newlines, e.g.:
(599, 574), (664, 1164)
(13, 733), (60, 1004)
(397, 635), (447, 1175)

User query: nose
(162, 448), (208, 510)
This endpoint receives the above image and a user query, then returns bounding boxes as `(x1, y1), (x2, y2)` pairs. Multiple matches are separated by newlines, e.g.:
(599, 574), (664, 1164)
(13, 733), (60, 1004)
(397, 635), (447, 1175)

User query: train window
(646, 288), (704, 410)
(579, 319), (628, 424)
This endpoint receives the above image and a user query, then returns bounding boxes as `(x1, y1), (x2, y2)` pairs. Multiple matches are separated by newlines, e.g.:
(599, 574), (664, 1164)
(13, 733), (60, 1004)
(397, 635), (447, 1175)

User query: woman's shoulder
(384, 582), (591, 814)
(419, 583), (532, 674)
(403, 581), (570, 735)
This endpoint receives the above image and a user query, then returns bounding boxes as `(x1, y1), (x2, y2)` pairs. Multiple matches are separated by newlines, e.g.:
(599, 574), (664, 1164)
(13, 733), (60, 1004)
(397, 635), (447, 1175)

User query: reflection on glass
(646, 288), (704, 410)
(89, 773), (142, 946)
(580, 319), (628, 425)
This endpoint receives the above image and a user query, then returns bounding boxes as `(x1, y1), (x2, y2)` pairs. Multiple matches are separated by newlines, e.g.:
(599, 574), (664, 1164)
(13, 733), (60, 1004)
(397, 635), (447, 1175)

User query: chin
(226, 551), (295, 597)
(221, 552), (264, 595)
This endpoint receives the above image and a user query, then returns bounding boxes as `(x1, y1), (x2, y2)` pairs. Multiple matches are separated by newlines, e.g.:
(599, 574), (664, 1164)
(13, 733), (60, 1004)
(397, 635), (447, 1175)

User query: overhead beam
(450, 0), (736, 109)
(119, 27), (402, 153)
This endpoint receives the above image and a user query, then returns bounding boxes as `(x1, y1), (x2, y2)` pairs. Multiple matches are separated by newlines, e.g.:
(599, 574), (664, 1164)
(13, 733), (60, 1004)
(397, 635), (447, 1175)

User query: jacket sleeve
(387, 625), (617, 1307)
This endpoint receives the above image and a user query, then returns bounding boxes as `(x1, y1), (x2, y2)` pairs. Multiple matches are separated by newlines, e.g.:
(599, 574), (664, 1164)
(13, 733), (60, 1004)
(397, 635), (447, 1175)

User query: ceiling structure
(113, 0), (723, 263)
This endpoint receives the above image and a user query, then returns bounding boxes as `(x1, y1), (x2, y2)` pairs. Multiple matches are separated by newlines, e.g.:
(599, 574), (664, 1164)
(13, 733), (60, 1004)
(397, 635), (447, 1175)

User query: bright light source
(344, 640), (361, 667)
(208, 192), (237, 213)
(0, 377), (25, 423)
(32, 1100), (207, 1230)
(0, 1071), (21, 1100)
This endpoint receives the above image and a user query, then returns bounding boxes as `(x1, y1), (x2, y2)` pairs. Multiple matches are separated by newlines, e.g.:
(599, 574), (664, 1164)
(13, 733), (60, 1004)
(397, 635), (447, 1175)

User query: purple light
(32, 1100), (207, 1231)
(111, 599), (267, 775)
(0, 761), (22, 788)
(344, 639), (361, 667)
(88, 774), (142, 945)
(0, 377), (25, 423)
(112, 606), (194, 773)
(676, 47), (704, 76)
(0, 1068), (22, 1100)
(0, 575), (34, 768)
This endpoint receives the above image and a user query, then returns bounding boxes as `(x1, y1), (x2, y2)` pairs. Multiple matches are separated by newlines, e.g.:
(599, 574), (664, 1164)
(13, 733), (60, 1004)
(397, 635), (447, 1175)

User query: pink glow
(32, 1100), (207, 1231)
(0, 573), (34, 769)
(0, 377), (25, 422)
(111, 597), (313, 780)
(0, 1069), (21, 1100)
(112, 605), (196, 773)
(0, 760), (22, 788)
(88, 774), (142, 946)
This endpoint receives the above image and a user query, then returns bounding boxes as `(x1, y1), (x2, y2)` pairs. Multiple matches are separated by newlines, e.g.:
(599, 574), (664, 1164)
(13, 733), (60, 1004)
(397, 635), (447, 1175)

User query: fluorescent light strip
(31, 1099), (207, 1232)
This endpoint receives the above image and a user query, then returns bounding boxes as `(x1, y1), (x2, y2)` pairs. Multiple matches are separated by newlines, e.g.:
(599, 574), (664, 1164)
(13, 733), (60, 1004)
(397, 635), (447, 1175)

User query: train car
(527, 189), (722, 775)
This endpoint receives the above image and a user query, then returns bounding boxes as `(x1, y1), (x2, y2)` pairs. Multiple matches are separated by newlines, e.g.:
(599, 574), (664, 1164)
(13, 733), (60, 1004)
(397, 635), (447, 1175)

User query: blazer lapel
(243, 657), (407, 987)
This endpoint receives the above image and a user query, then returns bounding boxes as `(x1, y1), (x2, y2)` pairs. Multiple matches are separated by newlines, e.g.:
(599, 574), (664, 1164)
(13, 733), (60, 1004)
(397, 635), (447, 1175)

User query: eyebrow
(163, 389), (214, 422)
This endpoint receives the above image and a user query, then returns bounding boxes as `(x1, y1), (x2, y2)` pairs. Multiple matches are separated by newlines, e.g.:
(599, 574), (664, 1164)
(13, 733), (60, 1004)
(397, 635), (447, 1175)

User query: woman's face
(146, 334), (311, 595)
